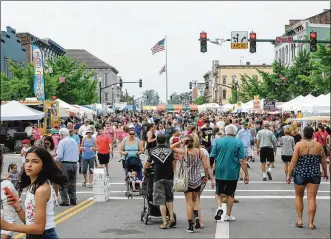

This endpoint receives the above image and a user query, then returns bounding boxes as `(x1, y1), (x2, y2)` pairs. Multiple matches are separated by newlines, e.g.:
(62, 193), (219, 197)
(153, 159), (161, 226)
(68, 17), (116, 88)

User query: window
(104, 73), (108, 87)
(94, 73), (98, 81)
(222, 75), (227, 85)
(4, 57), (9, 77)
(105, 93), (109, 102)
(222, 89), (227, 100)
(231, 75), (237, 84)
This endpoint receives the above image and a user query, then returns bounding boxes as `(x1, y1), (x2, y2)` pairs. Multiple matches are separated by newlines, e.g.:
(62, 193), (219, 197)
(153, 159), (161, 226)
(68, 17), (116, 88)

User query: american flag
(59, 77), (66, 83)
(159, 65), (166, 75)
(151, 38), (165, 54)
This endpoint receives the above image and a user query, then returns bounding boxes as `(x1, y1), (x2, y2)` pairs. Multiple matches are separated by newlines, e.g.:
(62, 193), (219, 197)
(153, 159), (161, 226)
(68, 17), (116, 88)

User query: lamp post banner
(32, 45), (45, 100)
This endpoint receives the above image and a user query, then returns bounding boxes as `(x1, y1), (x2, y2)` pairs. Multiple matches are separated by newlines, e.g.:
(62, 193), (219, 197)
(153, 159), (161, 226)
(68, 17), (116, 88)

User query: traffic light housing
(310, 31), (317, 52)
(205, 81), (209, 90)
(189, 82), (192, 89)
(249, 32), (256, 53)
(200, 32), (207, 53)
(139, 79), (142, 88)
(170, 96), (172, 100)
(119, 78), (123, 88)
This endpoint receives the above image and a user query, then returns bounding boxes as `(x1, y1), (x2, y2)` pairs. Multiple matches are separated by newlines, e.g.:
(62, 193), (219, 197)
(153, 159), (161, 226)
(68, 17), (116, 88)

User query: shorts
(142, 135), (147, 141)
(260, 147), (274, 163)
(215, 179), (238, 197)
(186, 186), (201, 193)
(82, 157), (95, 174)
(244, 147), (251, 158)
(281, 155), (292, 163)
(153, 179), (174, 205)
(98, 153), (110, 165)
(294, 175), (321, 186)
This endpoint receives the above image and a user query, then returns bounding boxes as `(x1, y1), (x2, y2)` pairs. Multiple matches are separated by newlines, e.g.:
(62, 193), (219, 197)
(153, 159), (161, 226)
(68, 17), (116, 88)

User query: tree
(238, 74), (266, 102)
(141, 89), (160, 106)
(193, 96), (206, 105)
(0, 61), (57, 101)
(168, 92), (192, 104)
(120, 89), (135, 104)
(45, 56), (97, 105)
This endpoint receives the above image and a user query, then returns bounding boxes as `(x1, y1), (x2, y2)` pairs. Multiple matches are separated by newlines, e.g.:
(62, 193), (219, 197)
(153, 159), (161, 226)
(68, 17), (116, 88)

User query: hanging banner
(32, 45), (45, 100)
(263, 100), (276, 112)
(253, 95), (260, 110)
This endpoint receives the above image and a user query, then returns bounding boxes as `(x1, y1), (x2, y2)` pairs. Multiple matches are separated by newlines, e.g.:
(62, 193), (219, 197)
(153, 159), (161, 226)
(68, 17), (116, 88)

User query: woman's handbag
(173, 149), (189, 192)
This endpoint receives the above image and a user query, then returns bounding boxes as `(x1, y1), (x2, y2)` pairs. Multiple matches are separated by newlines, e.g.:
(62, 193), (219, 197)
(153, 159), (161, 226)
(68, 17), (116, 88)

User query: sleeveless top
(293, 154), (321, 178)
(124, 138), (139, 159)
(147, 132), (157, 150)
(82, 137), (96, 159)
(186, 149), (203, 189)
(104, 127), (114, 141)
(25, 181), (55, 230)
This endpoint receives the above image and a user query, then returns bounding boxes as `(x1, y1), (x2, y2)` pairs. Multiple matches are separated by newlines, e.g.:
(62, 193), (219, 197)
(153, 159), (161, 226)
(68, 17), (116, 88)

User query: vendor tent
(73, 105), (95, 120)
(143, 106), (157, 111)
(301, 93), (330, 116)
(157, 104), (198, 111)
(281, 95), (304, 111)
(56, 99), (79, 117)
(1, 101), (45, 121)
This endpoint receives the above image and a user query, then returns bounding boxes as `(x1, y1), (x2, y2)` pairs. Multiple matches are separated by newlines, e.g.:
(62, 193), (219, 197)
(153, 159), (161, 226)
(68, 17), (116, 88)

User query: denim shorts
(82, 157), (95, 174)
(294, 175), (321, 186)
(26, 228), (59, 239)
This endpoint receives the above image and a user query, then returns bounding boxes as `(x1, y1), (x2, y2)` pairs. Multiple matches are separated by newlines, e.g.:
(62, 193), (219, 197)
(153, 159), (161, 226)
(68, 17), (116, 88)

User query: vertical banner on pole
(32, 45), (45, 100)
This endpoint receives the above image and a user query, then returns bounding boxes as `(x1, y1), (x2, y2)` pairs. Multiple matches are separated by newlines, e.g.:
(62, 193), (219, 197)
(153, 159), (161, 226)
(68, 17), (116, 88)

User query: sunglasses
(45, 142), (50, 145)
(129, 133), (135, 135)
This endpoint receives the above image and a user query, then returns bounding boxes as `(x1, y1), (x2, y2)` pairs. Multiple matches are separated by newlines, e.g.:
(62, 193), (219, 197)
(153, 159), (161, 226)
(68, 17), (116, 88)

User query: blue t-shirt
(134, 124), (142, 137)
(82, 137), (96, 160)
(210, 136), (245, 180)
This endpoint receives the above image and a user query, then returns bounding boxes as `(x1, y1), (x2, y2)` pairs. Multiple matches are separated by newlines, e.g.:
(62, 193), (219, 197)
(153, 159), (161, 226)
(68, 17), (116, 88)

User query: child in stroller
(125, 157), (143, 198)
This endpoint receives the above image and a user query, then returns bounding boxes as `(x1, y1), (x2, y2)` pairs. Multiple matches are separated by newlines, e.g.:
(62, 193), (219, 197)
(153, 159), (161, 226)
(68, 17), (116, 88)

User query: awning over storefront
(157, 104), (198, 111)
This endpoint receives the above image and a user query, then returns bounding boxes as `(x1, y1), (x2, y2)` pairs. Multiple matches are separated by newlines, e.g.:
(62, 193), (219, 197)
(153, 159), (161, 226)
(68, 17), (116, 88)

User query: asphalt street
(3, 148), (330, 239)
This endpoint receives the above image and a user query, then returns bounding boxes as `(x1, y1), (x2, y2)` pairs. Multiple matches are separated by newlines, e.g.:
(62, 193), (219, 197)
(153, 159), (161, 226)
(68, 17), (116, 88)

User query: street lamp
(99, 77), (102, 104)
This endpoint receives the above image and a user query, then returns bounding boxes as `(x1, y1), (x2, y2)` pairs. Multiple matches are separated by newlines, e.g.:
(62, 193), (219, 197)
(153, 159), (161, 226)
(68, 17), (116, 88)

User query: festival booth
(219, 103), (235, 113)
(157, 104), (198, 111)
(73, 105), (95, 120)
(301, 93), (330, 116)
(143, 106), (157, 111)
(280, 95), (304, 112)
(55, 99), (79, 117)
(122, 105), (137, 111)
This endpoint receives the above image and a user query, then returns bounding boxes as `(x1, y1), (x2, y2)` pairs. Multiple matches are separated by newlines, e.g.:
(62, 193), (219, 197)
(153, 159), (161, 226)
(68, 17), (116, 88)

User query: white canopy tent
(291, 94), (316, 111)
(73, 105), (95, 120)
(1, 101), (45, 121)
(55, 99), (79, 117)
(301, 93), (330, 116)
(281, 95), (304, 111)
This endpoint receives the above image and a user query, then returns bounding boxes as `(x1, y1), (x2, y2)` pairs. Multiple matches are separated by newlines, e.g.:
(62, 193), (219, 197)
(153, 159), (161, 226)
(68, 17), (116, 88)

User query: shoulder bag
(173, 148), (189, 192)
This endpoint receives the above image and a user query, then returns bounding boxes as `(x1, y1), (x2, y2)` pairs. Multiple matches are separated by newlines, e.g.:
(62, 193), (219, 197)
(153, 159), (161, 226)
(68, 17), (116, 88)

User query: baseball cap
(86, 128), (94, 133)
(22, 139), (30, 144)
(263, 122), (270, 127)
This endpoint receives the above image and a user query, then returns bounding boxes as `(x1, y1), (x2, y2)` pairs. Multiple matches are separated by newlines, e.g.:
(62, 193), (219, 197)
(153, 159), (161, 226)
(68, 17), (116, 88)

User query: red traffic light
(250, 32), (256, 39)
(310, 31), (317, 39)
(200, 32), (207, 39)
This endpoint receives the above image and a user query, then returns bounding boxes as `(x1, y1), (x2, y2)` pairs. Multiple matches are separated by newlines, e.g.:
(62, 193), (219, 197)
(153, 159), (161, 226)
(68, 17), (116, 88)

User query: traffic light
(170, 96), (172, 100)
(200, 31), (207, 53)
(139, 79), (142, 88)
(189, 82), (192, 89)
(119, 78), (123, 88)
(249, 32), (256, 53)
(310, 31), (317, 52)
(205, 81), (209, 90)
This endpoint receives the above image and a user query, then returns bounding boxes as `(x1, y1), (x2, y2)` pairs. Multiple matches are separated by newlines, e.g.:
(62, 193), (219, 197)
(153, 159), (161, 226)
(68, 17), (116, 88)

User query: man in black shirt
(144, 134), (176, 229)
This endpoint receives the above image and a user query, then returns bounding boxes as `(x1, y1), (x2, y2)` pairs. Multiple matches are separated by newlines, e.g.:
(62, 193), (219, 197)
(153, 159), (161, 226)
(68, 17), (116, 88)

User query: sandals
(169, 218), (176, 228)
(295, 222), (304, 228)
(160, 223), (168, 229)
(309, 225), (316, 230)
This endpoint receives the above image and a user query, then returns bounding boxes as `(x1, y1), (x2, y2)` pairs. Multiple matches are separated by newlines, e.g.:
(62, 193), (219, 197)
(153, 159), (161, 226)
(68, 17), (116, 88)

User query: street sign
(231, 31), (248, 49)
(275, 36), (293, 44)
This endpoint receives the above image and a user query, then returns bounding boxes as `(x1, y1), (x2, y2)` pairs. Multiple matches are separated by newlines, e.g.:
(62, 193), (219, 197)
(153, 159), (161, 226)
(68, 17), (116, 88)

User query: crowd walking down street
(1, 111), (330, 238)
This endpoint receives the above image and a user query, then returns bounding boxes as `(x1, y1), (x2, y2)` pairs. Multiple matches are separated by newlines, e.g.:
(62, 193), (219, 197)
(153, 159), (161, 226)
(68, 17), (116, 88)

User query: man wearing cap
(256, 122), (277, 181)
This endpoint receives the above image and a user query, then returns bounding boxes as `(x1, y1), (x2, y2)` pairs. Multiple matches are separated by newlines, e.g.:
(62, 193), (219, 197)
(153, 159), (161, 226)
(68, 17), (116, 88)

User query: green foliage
(120, 89), (135, 104)
(193, 96), (207, 105)
(237, 44), (330, 102)
(0, 56), (98, 105)
(142, 89), (160, 106)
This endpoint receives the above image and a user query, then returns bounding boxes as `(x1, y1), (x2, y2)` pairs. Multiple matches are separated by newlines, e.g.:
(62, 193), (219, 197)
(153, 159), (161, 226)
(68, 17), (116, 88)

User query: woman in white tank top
(0, 147), (68, 239)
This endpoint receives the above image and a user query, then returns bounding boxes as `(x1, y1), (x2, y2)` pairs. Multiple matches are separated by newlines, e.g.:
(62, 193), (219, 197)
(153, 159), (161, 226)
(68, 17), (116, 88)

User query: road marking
(102, 181), (330, 185)
(14, 197), (94, 239)
(54, 201), (95, 224)
(215, 203), (229, 239)
(106, 195), (330, 200)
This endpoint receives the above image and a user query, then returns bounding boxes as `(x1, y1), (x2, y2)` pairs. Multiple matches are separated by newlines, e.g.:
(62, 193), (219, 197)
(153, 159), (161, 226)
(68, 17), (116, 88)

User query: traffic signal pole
(206, 38), (330, 44)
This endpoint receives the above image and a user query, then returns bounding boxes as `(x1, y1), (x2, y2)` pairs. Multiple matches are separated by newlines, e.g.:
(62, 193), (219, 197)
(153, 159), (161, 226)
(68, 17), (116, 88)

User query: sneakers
(186, 223), (194, 233)
(224, 215), (236, 221)
(267, 171), (272, 180)
(195, 217), (201, 229)
(215, 208), (223, 220)
(263, 177), (267, 181)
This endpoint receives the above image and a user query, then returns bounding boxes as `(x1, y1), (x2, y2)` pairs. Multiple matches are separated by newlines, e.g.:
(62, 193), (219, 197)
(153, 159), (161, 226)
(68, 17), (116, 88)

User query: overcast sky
(1, 1), (329, 102)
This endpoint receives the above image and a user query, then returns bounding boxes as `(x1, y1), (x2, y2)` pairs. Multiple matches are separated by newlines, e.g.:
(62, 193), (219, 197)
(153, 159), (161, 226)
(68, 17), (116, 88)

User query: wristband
(16, 206), (22, 213)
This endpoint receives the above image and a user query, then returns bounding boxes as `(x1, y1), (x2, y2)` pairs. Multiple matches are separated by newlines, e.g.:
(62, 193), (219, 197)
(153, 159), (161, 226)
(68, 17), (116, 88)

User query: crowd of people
(1, 110), (330, 237)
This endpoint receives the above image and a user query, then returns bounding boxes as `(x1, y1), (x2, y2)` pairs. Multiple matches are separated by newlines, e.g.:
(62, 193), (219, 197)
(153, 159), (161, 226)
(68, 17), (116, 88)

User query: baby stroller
(125, 156), (143, 199)
(140, 167), (177, 225)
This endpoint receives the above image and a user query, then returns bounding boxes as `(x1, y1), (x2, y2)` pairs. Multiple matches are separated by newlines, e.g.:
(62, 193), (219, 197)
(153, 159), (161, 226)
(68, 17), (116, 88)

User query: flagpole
(165, 35), (168, 104)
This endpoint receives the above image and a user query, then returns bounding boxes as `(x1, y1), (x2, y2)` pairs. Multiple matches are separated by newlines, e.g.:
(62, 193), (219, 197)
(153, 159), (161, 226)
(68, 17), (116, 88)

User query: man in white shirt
(78, 120), (90, 138)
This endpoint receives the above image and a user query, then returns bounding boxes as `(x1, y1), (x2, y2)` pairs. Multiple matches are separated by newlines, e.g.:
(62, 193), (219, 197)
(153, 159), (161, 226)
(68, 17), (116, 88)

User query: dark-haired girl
(0, 147), (68, 238)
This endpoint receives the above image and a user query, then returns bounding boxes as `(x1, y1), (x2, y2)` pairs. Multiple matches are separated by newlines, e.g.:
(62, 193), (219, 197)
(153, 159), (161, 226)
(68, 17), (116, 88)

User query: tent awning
(1, 101), (45, 121)
(157, 104), (198, 111)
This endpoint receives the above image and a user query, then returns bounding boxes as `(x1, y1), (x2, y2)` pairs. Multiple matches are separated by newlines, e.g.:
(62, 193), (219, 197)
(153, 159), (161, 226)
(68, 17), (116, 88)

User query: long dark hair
(43, 136), (55, 151)
(18, 147), (68, 194)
